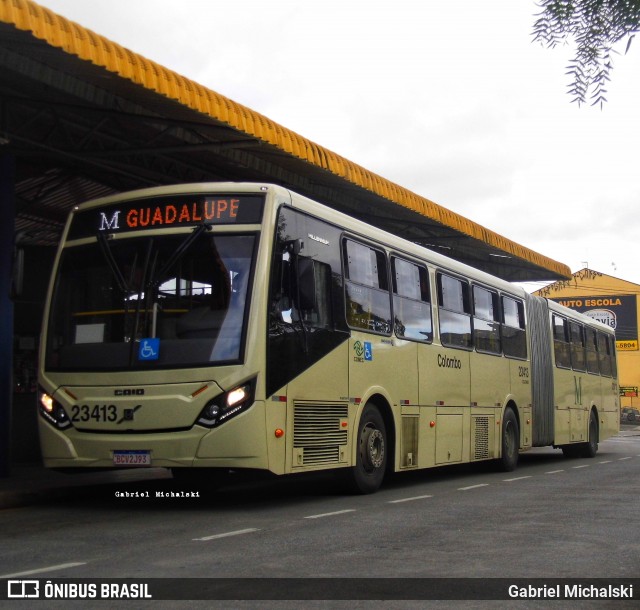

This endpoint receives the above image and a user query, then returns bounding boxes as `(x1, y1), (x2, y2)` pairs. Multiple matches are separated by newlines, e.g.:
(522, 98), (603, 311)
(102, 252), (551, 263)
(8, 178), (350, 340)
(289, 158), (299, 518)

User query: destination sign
(68, 194), (265, 239)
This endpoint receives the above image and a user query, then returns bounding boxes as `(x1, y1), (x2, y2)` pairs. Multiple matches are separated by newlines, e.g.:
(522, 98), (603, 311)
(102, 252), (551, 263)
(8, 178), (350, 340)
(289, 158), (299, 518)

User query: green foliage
(533, 0), (640, 105)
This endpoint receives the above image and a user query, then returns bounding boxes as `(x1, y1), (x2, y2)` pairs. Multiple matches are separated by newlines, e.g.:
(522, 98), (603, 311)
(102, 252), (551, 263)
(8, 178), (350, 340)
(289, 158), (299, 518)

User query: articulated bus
(37, 183), (620, 493)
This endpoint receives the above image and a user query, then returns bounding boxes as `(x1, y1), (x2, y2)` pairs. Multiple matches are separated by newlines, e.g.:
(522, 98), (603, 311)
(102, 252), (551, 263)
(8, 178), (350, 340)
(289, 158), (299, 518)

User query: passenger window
(610, 335), (618, 378)
(569, 321), (586, 372)
(552, 315), (571, 369)
(473, 286), (501, 354)
(597, 331), (613, 377)
(392, 257), (432, 342)
(343, 239), (392, 335)
(502, 296), (527, 359)
(585, 327), (599, 374)
(437, 273), (471, 349)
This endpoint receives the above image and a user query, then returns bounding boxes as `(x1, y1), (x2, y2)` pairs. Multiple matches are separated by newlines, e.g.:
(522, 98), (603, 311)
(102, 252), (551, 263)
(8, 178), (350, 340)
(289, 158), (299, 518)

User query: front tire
(343, 403), (387, 494)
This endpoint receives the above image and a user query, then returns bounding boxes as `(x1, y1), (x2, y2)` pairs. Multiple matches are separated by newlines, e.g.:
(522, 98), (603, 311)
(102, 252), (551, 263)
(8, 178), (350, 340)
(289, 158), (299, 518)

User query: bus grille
(293, 402), (349, 466)
(474, 416), (490, 460)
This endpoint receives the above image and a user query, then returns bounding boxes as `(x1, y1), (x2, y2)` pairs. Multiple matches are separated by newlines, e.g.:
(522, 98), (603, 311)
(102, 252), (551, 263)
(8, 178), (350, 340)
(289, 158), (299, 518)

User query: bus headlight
(196, 379), (256, 428)
(38, 388), (72, 430)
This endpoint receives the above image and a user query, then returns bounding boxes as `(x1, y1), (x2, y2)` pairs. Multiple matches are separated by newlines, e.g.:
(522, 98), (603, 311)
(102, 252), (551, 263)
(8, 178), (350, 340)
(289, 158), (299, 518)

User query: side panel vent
(473, 416), (490, 460)
(401, 416), (419, 468)
(293, 402), (349, 467)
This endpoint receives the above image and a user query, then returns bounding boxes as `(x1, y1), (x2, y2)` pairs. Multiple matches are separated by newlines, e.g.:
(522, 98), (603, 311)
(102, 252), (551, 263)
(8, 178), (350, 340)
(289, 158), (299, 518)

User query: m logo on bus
(99, 210), (121, 231)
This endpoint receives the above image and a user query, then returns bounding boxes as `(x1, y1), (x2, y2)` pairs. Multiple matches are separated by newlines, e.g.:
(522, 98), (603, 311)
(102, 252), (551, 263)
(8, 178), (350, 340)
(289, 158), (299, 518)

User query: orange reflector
(429, 421), (435, 428)
(275, 429), (284, 438)
(191, 384), (209, 398)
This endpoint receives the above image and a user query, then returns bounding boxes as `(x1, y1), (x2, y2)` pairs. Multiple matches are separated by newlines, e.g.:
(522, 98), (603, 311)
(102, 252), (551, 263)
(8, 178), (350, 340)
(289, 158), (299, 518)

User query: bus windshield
(45, 231), (256, 371)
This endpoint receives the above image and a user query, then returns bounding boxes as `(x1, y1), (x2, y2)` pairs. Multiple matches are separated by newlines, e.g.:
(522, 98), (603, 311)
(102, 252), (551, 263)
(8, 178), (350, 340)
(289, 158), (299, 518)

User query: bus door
(552, 314), (584, 444)
(423, 272), (473, 465)
(268, 208), (350, 473)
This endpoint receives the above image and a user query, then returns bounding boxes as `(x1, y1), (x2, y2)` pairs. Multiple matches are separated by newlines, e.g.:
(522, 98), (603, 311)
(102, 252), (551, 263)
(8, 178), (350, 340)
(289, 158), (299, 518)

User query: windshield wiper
(147, 223), (211, 289)
(97, 232), (128, 293)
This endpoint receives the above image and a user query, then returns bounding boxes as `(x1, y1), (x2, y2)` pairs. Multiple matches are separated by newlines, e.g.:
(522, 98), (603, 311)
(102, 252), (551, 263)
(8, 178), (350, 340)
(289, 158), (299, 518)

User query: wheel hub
(362, 426), (385, 471)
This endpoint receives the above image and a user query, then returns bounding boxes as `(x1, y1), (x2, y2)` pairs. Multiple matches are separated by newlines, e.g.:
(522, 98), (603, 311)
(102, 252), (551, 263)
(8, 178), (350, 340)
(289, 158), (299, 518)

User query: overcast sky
(35, 0), (640, 289)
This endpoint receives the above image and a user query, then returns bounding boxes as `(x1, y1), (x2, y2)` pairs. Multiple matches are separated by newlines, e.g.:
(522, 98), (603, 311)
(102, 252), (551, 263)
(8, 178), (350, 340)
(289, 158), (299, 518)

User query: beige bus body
(37, 183), (619, 492)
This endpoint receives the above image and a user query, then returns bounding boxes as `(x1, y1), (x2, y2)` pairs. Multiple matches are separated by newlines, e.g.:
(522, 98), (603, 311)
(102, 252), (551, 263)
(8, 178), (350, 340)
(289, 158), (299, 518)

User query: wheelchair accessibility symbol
(138, 338), (160, 361)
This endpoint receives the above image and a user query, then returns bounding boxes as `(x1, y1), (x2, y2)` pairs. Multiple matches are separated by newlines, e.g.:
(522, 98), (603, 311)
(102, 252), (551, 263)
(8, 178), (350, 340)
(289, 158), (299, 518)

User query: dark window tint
(437, 274), (471, 349)
(569, 321), (586, 372)
(585, 327), (599, 374)
(502, 296), (527, 359)
(597, 331), (613, 377)
(473, 286), (501, 355)
(392, 257), (432, 342)
(344, 240), (391, 335)
(553, 315), (571, 369)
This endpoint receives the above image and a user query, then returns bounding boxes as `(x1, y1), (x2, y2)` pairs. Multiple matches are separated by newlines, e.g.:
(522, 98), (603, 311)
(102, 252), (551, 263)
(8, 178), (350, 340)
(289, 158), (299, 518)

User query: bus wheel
(580, 410), (599, 458)
(498, 408), (519, 472)
(344, 403), (387, 494)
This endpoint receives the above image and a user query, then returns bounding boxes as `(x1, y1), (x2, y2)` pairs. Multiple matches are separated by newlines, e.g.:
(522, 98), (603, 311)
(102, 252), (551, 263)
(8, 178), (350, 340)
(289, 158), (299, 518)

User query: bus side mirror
(294, 257), (317, 311)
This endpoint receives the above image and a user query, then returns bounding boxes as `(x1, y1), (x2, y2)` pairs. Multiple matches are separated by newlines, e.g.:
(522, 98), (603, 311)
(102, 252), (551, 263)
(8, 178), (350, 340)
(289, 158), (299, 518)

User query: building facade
(534, 268), (639, 410)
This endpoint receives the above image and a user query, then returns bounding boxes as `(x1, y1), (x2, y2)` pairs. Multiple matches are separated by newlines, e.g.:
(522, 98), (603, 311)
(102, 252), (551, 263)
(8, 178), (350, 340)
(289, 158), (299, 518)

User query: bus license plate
(113, 450), (151, 466)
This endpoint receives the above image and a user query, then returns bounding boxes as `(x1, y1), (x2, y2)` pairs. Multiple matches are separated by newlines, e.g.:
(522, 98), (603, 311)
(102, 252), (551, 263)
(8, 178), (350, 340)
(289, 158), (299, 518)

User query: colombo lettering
(437, 354), (462, 369)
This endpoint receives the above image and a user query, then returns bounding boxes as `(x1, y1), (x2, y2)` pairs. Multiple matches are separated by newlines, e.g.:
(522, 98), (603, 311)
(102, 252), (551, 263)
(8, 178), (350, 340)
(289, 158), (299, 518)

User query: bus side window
(502, 296), (527, 359)
(473, 285), (501, 354)
(610, 335), (618, 377)
(597, 331), (613, 377)
(569, 321), (586, 372)
(392, 257), (432, 342)
(299, 258), (332, 329)
(343, 239), (392, 335)
(585, 327), (599, 374)
(552, 315), (571, 369)
(437, 273), (472, 349)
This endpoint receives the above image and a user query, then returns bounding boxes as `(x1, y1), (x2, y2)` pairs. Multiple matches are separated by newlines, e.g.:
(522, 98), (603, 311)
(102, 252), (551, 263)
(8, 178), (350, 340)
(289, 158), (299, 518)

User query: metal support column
(0, 153), (15, 477)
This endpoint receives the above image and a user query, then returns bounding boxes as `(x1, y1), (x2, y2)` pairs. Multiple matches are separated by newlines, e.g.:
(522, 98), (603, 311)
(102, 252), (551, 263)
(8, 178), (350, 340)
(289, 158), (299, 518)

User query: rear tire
(562, 410), (598, 459)
(579, 410), (599, 458)
(342, 403), (387, 494)
(498, 408), (519, 472)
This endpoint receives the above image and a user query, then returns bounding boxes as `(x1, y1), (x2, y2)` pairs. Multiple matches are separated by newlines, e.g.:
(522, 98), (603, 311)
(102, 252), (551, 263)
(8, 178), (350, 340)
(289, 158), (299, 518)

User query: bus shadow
(37, 445), (591, 512)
